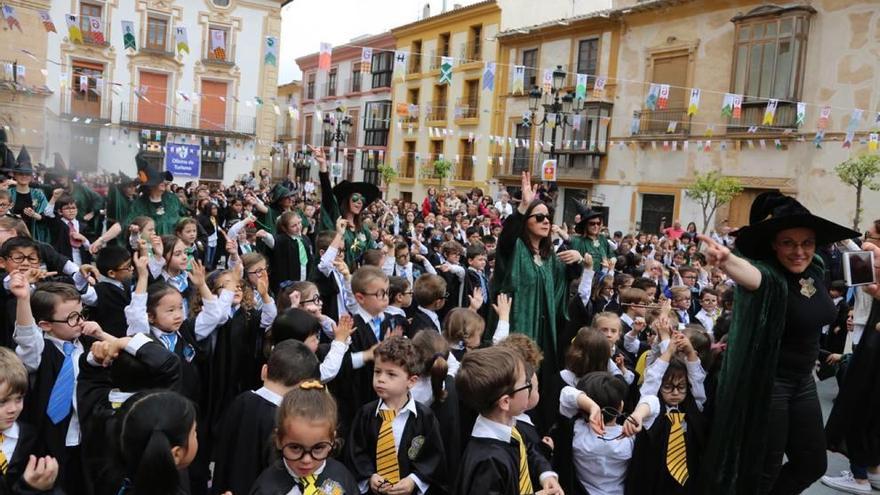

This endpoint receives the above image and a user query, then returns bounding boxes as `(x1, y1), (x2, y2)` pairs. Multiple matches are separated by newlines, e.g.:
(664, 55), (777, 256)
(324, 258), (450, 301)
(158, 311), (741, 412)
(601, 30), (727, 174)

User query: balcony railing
(727, 100), (798, 133)
(455, 98), (478, 119)
(409, 56), (422, 74)
(632, 108), (691, 136)
(459, 43), (481, 63)
(398, 158), (415, 178)
(454, 157), (473, 181)
(119, 102), (256, 135)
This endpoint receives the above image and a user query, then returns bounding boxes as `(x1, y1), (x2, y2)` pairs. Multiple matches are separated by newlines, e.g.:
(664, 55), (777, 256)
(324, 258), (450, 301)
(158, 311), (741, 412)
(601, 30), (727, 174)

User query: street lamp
(322, 106), (352, 184)
(527, 65), (583, 164)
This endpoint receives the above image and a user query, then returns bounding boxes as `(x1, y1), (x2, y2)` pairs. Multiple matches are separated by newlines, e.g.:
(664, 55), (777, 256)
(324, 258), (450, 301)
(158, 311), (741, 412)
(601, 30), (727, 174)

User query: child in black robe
(346, 337), (447, 494)
(262, 211), (314, 295)
(92, 245), (134, 338)
(626, 333), (707, 495)
(250, 380), (358, 495)
(453, 346), (561, 495)
(211, 340), (320, 495)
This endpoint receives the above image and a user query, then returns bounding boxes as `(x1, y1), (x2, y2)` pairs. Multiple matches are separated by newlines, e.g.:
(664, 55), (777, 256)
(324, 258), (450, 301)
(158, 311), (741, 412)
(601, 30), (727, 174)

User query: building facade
(274, 78), (300, 179)
(492, 0), (880, 233)
(1, 0), (282, 183)
(295, 32), (395, 186)
(386, 0), (500, 203)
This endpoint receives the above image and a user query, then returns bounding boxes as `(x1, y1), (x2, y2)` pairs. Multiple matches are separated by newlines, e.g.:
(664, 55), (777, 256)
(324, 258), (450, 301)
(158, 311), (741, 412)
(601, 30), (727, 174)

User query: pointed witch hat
(136, 153), (173, 187)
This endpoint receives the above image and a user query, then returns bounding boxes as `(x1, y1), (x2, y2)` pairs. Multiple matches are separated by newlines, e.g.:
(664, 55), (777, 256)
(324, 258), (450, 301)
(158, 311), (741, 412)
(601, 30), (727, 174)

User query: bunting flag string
(482, 62), (496, 91)
(687, 88), (701, 117)
(511, 65), (525, 95)
(65, 14), (83, 43)
(439, 57), (453, 84)
(175, 26), (189, 55)
(541, 69), (553, 94)
(264, 36), (278, 66)
(393, 50), (409, 80)
(762, 99), (778, 125)
(121, 20), (136, 50)
(318, 42), (332, 71)
(2, 4), (22, 32)
(38, 10), (56, 32)
(360, 47), (372, 73)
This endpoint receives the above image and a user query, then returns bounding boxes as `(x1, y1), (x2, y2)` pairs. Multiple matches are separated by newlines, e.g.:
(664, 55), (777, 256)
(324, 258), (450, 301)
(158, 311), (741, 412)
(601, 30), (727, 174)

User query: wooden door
(200, 80), (228, 131)
(728, 188), (778, 229)
(138, 72), (168, 125)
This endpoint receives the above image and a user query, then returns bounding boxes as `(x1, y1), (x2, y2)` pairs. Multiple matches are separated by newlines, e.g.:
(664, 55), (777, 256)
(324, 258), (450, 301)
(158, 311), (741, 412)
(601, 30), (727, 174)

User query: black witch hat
(733, 191), (859, 259)
(333, 180), (380, 210)
(8, 146), (35, 175)
(269, 184), (294, 205)
(136, 153), (173, 187)
(573, 200), (604, 234)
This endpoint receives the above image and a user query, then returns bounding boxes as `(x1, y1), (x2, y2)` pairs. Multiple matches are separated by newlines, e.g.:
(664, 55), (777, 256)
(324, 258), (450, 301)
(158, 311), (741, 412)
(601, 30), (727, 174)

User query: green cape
(9, 188), (49, 243)
(702, 256), (824, 493)
(124, 192), (185, 236)
(571, 235), (614, 271)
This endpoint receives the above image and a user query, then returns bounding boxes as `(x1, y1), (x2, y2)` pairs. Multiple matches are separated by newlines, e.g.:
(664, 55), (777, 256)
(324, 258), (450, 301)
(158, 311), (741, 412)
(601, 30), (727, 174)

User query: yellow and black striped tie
(376, 410), (400, 484)
(510, 426), (533, 495)
(666, 411), (688, 485)
(0, 433), (7, 474)
(300, 473), (318, 495)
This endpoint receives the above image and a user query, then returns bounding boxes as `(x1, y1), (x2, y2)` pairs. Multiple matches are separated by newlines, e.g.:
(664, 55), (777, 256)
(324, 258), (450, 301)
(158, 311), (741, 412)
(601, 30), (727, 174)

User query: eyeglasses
(508, 381), (533, 397)
(595, 407), (640, 441)
(114, 264), (134, 272)
(280, 441), (334, 461)
(350, 193), (364, 203)
(396, 253), (410, 260)
(661, 383), (688, 394)
(0, 203), (10, 208)
(301, 296), (323, 305)
(47, 311), (87, 327)
(681, 275), (697, 280)
(247, 268), (267, 276)
(528, 213), (551, 223)
(362, 289), (389, 299)
(8, 254), (39, 264)
(587, 220), (602, 226)
(776, 238), (816, 251)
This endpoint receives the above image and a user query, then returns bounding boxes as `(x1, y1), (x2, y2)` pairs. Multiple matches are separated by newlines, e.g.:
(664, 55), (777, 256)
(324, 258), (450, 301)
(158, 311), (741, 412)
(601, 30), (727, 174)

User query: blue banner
(165, 143), (201, 178)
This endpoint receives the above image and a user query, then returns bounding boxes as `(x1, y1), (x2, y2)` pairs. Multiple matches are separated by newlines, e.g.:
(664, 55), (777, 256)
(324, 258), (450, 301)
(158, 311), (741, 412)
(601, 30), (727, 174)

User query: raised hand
(492, 293), (511, 321)
(467, 288), (484, 311)
(696, 234), (730, 268)
(557, 249), (583, 265)
(22, 455), (58, 491)
(519, 172), (535, 210)
(336, 314), (354, 342)
(188, 259), (207, 288)
(309, 145), (327, 173)
(9, 271), (30, 300)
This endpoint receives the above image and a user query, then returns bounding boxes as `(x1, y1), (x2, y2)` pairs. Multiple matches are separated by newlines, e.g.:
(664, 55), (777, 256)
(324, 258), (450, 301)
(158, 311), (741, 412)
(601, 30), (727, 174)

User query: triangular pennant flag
(121, 20), (136, 50)
(2, 5), (22, 32)
(264, 36), (278, 66)
(657, 84), (670, 109)
(869, 133), (878, 152)
(38, 10), (56, 33)
(721, 93), (735, 118)
(646, 84), (660, 111)
(817, 106), (832, 130)
(762, 99), (778, 125)
(541, 69), (553, 94)
(511, 65), (525, 95)
(393, 50), (409, 79)
(843, 108), (863, 148)
(796, 102), (806, 127)
(592, 76), (607, 98)
(318, 42), (332, 71)
(439, 57), (453, 84)
(360, 47), (373, 73)
(575, 74), (588, 100)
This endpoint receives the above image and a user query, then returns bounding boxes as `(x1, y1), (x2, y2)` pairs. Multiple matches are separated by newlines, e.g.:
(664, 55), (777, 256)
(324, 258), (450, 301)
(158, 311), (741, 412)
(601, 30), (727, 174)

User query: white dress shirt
(357, 397), (427, 494)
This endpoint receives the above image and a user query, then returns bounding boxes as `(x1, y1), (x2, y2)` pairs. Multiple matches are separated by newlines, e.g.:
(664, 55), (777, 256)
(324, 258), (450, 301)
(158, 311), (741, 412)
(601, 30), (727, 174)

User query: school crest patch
(408, 435), (425, 460)
(799, 277), (816, 298)
(319, 479), (343, 495)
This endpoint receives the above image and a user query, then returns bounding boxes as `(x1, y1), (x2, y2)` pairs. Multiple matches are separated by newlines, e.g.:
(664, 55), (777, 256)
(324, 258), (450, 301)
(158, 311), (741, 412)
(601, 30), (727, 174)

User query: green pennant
(439, 56), (452, 85)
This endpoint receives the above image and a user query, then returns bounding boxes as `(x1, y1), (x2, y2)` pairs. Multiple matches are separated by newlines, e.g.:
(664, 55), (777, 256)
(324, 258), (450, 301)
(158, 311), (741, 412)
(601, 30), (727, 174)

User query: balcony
(454, 157), (473, 181)
(348, 76), (362, 94)
(119, 102), (256, 137)
(82, 30), (110, 47)
(455, 98), (479, 120)
(727, 100), (798, 133)
(631, 108), (691, 136)
(408, 56), (422, 75)
(203, 51), (235, 67)
(398, 157), (415, 178)
(321, 81), (339, 99)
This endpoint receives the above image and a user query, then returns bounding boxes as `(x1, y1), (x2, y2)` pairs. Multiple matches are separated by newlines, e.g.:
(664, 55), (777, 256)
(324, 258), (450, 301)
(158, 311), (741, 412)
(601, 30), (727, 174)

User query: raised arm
(697, 235), (761, 291)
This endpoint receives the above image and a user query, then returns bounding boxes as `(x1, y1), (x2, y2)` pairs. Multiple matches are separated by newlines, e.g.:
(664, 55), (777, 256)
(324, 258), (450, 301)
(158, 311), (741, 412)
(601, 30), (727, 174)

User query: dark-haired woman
(490, 172), (586, 434)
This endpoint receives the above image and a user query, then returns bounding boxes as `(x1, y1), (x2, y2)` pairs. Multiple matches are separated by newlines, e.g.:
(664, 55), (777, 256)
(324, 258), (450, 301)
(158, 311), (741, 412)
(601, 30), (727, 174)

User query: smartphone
(843, 250), (876, 286)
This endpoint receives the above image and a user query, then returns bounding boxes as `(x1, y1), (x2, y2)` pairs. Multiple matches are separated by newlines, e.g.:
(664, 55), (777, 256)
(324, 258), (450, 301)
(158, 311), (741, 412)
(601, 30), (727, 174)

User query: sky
(278, 0), (483, 85)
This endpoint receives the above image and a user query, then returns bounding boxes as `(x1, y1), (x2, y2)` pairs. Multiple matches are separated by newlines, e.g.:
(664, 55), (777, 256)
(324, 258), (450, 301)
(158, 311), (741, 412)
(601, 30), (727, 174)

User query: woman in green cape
(698, 192), (859, 494)
(491, 172), (586, 433)
(6, 146), (50, 243)
(311, 146), (379, 270)
(90, 154), (185, 252)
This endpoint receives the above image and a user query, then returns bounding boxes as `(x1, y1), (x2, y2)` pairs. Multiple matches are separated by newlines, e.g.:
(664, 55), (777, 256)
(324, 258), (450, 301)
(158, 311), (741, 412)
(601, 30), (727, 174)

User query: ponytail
(429, 353), (448, 404)
(132, 429), (179, 494)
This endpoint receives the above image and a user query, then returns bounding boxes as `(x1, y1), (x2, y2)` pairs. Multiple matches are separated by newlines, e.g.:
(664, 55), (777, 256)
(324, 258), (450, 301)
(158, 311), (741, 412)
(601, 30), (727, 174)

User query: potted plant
(432, 158), (453, 184)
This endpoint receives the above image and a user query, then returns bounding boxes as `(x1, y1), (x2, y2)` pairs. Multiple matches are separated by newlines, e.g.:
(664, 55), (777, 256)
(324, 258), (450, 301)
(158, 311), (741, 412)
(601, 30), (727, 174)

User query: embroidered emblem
(592, 239), (600, 248)
(319, 479), (343, 495)
(799, 277), (816, 298)
(408, 435), (425, 460)
(155, 206), (165, 216)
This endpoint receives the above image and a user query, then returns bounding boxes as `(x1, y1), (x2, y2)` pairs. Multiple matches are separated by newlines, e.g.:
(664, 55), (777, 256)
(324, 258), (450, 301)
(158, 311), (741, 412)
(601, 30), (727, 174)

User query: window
(146, 16), (168, 51)
(469, 25), (482, 61)
(364, 101), (391, 146)
(432, 84), (448, 121)
(431, 140), (444, 163)
(207, 26), (229, 62)
(577, 38), (598, 77)
(406, 88), (420, 123)
(348, 110), (359, 147)
(461, 79), (478, 118)
(327, 68), (337, 97)
(361, 151), (380, 186)
(351, 64), (362, 93)
(512, 123), (531, 174)
(201, 139), (225, 181)
(212, 0), (229, 6)
(137, 71), (168, 125)
(522, 49), (538, 89)
(303, 115), (313, 145)
(410, 40), (422, 74)
(71, 60), (103, 118)
(199, 80), (228, 131)
(371, 52), (393, 89)
(458, 139), (473, 180)
(638, 52), (689, 134)
(306, 73), (315, 100)
(439, 33), (450, 57)
(732, 7), (811, 101)
(79, 2), (103, 44)
(402, 141), (416, 177)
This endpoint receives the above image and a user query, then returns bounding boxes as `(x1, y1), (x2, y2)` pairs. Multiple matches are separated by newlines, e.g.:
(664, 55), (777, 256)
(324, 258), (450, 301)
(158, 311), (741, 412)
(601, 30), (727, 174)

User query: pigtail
(430, 353), (448, 404)
(132, 429), (180, 495)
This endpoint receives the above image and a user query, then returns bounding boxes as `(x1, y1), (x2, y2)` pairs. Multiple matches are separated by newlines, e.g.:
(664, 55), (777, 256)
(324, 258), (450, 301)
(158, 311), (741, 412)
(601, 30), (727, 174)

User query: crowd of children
(0, 140), (875, 495)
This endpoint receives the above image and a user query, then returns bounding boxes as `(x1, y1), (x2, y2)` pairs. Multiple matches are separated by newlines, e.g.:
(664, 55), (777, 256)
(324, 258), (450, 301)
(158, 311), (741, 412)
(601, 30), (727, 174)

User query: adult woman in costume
(90, 154), (184, 252)
(6, 147), (50, 242)
(699, 192), (859, 494)
(312, 146), (379, 270)
(491, 171), (585, 433)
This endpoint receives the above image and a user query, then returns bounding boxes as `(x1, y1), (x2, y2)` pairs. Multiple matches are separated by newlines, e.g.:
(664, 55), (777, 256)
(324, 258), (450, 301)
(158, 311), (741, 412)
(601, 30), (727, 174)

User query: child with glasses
(252, 380), (358, 494)
(454, 346), (561, 495)
(558, 371), (657, 495)
(212, 340), (321, 495)
(270, 308), (355, 384)
(627, 324), (708, 495)
(12, 278), (103, 493)
(92, 245), (134, 338)
(347, 336), (446, 495)
(44, 195), (91, 267)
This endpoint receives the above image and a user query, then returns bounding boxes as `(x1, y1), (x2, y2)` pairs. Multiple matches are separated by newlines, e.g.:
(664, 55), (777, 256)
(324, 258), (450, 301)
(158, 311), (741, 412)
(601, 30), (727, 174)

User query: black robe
(453, 436), (534, 495)
(312, 269), (341, 325)
(249, 458), (358, 495)
(0, 422), (58, 495)
(429, 376), (461, 484)
(462, 268), (489, 321)
(626, 399), (706, 495)
(211, 390), (278, 495)
(346, 399), (447, 494)
(92, 281), (131, 338)
(264, 234), (314, 295)
(408, 309), (440, 338)
(45, 216), (92, 266)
